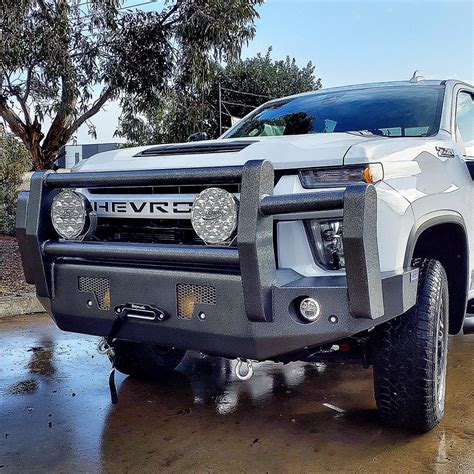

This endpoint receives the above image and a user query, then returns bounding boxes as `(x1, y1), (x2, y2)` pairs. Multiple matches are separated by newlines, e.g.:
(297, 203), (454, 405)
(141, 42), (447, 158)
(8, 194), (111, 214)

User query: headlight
(299, 164), (383, 188)
(305, 220), (345, 270)
(191, 187), (239, 245)
(51, 190), (90, 240)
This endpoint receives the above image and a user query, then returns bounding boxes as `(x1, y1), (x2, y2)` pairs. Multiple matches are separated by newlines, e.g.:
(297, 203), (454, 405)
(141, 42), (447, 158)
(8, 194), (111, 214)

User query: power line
(221, 100), (257, 109)
(74, 0), (159, 28)
(221, 87), (273, 100)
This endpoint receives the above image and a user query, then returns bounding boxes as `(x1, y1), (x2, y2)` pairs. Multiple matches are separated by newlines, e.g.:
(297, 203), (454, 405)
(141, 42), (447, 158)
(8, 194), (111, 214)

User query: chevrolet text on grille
(91, 199), (193, 217)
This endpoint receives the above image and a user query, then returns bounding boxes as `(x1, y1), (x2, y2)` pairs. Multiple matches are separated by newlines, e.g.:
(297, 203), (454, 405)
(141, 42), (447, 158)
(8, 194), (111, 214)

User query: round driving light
(191, 187), (239, 245)
(51, 190), (89, 240)
(299, 298), (321, 322)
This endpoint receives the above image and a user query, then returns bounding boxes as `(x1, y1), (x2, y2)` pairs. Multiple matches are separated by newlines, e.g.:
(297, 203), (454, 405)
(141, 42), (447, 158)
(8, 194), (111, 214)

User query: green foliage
(1, 0), (263, 169)
(0, 133), (31, 235)
(117, 47), (321, 145)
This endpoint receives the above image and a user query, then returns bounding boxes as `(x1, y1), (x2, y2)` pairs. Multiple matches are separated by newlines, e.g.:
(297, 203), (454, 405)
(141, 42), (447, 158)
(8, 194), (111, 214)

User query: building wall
(63, 145), (83, 169)
(58, 143), (119, 169)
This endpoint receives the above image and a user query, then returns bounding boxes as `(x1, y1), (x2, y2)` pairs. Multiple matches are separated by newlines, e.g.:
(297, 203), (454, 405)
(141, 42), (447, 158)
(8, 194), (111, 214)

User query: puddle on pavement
(1, 313), (474, 472)
(27, 340), (56, 378)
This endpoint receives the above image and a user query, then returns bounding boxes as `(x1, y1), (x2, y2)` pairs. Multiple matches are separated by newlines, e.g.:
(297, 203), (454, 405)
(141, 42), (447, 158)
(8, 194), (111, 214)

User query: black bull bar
(17, 159), (386, 324)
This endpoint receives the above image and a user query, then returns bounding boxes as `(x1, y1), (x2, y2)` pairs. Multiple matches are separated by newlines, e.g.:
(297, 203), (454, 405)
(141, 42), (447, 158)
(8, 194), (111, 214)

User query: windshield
(225, 85), (445, 139)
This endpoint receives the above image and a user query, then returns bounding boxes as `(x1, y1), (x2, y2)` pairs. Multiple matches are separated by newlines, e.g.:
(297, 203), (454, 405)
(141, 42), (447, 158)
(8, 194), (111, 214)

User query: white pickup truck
(17, 77), (474, 431)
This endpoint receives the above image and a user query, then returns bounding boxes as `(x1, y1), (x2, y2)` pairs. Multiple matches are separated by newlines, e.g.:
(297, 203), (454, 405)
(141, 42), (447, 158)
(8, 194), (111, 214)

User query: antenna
(409, 70), (424, 83)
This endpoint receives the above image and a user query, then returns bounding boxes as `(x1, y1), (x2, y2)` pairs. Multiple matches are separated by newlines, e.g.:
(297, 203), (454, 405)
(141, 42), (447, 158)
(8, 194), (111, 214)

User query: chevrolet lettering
(89, 197), (194, 218)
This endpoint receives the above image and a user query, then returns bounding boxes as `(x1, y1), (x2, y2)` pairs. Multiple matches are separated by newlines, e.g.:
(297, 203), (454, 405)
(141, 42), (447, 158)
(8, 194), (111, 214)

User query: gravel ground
(0, 235), (33, 297)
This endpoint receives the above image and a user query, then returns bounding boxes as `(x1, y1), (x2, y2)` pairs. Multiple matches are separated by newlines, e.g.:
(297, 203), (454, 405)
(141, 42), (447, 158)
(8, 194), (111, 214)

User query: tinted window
(226, 86), (444, 139)
(456, 91), (474, 157)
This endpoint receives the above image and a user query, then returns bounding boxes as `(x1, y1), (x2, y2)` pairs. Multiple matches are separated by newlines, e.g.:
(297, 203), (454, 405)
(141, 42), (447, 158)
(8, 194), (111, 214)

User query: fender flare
(403, 210), (469, 268)
(404, 210), (470, 334)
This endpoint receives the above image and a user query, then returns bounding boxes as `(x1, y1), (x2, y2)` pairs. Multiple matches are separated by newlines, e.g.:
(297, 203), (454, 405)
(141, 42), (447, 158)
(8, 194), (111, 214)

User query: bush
(0, 134), (31, 235)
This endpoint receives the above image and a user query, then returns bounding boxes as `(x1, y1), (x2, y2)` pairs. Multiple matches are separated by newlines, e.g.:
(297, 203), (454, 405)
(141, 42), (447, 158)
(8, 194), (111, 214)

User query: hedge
(0, 134), (31, 235)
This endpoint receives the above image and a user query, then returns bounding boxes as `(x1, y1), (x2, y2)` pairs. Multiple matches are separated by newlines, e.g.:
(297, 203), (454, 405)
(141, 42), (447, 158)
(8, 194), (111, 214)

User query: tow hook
(235, 358), (255, 381)
(97, 338), (115, 358)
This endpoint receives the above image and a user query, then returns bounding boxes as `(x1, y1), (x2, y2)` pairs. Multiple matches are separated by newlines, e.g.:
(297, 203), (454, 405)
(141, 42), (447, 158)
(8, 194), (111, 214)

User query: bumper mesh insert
(177, 284), (216, 319)
(78, 276), (111, 310)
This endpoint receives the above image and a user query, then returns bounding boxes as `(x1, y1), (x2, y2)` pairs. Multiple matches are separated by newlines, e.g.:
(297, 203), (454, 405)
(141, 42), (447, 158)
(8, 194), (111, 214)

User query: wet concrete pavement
(1, 313), (474, 473)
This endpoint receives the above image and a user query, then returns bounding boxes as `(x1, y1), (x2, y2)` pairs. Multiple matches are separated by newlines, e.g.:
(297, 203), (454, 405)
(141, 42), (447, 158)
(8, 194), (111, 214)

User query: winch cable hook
(235, 358), (255, 381)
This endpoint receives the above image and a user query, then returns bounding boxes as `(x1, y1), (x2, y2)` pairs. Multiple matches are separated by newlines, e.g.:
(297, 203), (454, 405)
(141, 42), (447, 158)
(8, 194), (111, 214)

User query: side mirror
(188, 132), (208, 142)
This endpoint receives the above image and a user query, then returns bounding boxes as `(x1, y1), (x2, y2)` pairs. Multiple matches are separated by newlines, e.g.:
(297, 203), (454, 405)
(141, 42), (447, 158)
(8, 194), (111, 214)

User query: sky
(72, 0), (474, 144)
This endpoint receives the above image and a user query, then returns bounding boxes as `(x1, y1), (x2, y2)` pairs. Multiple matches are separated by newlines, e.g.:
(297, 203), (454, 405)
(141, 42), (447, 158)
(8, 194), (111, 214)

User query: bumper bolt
(329, 315), (338, 324)
(87, 300), (93, 308)
(198, 312), (206, 320)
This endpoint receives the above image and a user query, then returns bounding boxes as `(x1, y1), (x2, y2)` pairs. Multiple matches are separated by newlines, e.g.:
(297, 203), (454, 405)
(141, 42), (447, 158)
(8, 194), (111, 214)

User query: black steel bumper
(16, 160), (418, 360)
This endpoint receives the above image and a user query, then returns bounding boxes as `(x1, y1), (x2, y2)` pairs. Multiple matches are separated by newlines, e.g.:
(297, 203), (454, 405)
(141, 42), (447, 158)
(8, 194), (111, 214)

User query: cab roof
(276, 79), (472, 103)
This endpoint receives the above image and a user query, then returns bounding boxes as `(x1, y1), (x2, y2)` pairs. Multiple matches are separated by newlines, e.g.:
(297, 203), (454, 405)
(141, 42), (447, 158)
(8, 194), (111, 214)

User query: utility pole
(218, 82), (222, 136)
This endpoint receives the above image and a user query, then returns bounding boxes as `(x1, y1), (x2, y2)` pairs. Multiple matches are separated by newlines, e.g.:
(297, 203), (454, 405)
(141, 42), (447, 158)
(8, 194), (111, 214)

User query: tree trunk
(27, 122), (55, 170)
(29, 142), (48, 170)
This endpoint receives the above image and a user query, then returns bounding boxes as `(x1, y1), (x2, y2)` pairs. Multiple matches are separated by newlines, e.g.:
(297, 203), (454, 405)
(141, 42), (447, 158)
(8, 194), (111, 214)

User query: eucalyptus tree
(117, 48), (320, 145)
(0, 0), (263, 169)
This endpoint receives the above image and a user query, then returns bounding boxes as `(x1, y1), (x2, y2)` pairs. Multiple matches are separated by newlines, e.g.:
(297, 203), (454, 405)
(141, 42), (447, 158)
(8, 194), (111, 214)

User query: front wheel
(111, 340), (186, 380)
(372, 259), (449, 431)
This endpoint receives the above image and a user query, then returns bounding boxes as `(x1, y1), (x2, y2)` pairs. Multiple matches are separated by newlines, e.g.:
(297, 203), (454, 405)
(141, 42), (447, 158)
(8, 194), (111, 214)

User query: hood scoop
(134, 140), (258, 157)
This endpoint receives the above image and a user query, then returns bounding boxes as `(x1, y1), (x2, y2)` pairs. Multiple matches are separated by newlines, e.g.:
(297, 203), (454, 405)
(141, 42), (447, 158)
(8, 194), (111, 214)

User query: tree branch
(67, 86), (113, 134)
(0, 97), (29, 143)
(160, 0), (185, 26)
(23, 66), (33, 103)
(41, 74), (77, 152)
(36, 0), (53, 21)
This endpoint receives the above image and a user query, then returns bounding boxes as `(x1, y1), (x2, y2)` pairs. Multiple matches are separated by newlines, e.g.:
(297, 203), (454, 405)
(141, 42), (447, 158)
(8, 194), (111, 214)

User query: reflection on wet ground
(1, 313), (474, 472)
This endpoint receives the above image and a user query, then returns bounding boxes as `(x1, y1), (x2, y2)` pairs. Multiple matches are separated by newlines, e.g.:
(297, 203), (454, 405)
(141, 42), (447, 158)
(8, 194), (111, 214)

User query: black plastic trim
(404, 212), (468, 268)
(134, 141), (257, 157)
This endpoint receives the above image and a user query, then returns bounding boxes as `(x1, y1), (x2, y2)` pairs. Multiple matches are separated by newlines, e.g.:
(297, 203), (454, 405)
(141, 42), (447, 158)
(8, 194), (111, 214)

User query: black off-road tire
(372, 259), (449, 432)
(112, 341), (186, 379)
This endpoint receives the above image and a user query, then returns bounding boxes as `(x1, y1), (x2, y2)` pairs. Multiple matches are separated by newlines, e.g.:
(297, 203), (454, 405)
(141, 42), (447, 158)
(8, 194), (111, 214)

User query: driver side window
(456, 91), (474, 158)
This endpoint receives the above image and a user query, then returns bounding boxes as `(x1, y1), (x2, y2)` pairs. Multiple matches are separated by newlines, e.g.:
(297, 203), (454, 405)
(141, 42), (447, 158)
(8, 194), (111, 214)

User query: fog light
(305, 220), (345, 270)
(300, 298), (321, 321)
(51, 190), (90, 240)
(191, 187), (239, 245)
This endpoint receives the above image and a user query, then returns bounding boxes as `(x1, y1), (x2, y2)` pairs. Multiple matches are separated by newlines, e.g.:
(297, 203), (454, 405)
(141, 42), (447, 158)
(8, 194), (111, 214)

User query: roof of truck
(275, 79), (473, 102)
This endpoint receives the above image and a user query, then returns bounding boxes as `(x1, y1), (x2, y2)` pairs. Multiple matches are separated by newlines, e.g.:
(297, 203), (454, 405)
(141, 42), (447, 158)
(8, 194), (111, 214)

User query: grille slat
(88, 183), (241, 195)
(94, 218), (205, 245)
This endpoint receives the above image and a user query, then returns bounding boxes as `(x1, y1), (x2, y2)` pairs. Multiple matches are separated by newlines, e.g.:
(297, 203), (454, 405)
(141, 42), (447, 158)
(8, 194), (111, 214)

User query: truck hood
(74, 134), (379, 172)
